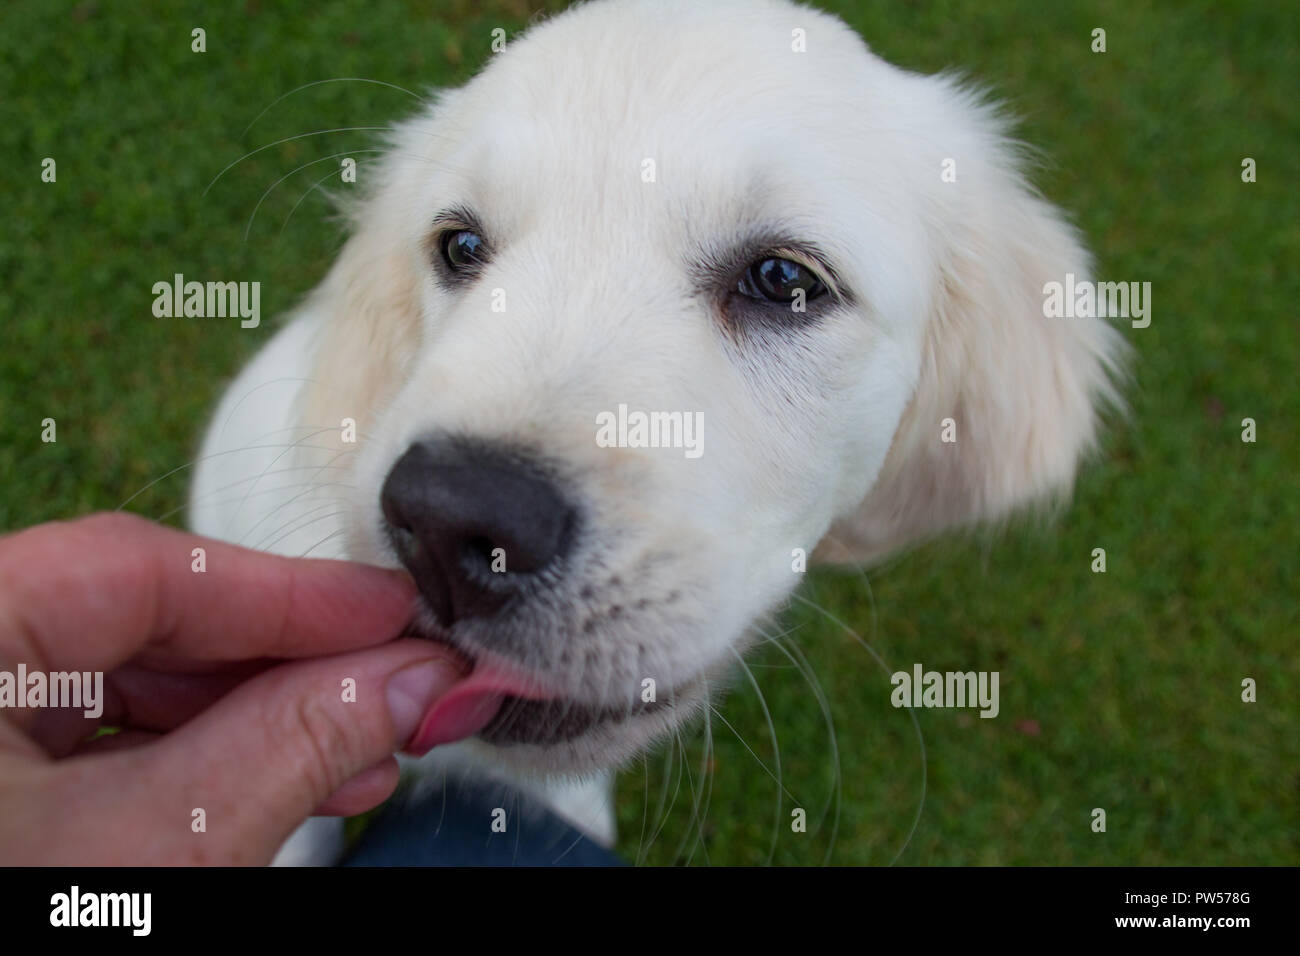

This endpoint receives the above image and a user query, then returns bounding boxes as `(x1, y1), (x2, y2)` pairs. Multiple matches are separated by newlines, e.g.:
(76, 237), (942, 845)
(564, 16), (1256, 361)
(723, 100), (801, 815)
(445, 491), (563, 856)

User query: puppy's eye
(739, 257), (828, 304)
(441, 229), (489, 271)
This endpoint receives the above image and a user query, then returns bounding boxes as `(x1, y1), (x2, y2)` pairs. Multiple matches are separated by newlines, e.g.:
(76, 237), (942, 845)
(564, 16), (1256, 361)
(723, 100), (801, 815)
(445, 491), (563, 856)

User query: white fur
(190, 0), (1126, 864)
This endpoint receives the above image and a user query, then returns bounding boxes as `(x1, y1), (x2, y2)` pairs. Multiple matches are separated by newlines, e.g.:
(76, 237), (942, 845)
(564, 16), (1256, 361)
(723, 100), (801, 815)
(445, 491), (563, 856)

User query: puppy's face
(301, 0), (1123, 773)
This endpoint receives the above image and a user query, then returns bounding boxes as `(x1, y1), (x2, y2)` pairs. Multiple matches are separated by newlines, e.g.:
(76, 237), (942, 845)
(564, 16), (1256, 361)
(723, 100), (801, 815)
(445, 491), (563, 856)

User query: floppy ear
(293, 102), (449, 450)
(295, 224), (422, 450)
(820, 93), (1129, 564)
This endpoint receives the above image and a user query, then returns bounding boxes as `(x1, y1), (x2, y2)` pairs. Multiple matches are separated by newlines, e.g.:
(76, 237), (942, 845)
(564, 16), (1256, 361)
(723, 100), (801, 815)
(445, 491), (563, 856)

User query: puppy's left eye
(739, 257), (828, 304)
(440, 229), (489, 272)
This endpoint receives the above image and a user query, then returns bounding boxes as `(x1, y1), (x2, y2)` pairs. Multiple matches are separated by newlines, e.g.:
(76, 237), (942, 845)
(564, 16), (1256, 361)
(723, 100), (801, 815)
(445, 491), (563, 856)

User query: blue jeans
(341, 778), (625, 867)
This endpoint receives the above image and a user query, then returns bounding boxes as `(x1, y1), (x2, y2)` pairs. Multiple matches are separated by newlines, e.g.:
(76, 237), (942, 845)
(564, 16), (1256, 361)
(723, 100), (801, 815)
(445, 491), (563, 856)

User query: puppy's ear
(295, 96), (467, 445)
(297, 223), (422, 449)
(292, 109), (443, 449)
(823, 90), (1129, 564)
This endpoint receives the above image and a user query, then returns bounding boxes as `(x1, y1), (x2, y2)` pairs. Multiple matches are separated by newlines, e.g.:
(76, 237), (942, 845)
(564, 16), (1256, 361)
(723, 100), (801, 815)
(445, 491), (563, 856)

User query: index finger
(0, 513), (417, 675)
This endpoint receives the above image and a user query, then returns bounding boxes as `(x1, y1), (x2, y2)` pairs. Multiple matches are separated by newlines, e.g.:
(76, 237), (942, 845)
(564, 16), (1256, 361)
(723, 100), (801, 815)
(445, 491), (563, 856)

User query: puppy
(190, 0), (1126, 863)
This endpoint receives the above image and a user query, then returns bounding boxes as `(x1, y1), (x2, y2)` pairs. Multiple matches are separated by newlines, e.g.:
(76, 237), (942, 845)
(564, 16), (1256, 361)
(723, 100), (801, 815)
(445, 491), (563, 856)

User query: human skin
(0, 512), (463, 865)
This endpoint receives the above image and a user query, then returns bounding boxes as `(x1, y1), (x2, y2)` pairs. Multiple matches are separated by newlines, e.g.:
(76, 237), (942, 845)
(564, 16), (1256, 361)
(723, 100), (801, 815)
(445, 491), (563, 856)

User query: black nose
(380, 439), (575, 625)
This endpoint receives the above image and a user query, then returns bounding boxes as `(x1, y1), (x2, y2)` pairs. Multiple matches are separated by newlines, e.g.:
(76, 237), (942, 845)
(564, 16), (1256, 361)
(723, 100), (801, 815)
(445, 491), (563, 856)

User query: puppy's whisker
(673, 733), (694, 863)
(299, 527), (349, 559)
(653, 729), (688, 864)
(705, 702), (795, 801)
(750, 616), (803, 647)
(117, 441), (356, 513)
(666, 720), (701, 864)
(671, 675), (716, 866)
(241, 77), (433, 136)
(821, 531), (882, 648)
(237, 447), (357, 545)
(548, 817), (588, 865)
(725, 646), (786, 866)
(791, 589), (927, 867)
(639, 739), (672, 862)
(261, 509), (352, 555)
(224, 425), (353, 539)
(235, 492), (353, 544)
(638, 726), (682, 866)
(755, 621), (842, 864)
(241, 490), (353, 534)
(279, 157), (381, 238)
(177, 464), (353, 510)
(644, 649), (696, 863)
(245, 148), (387, 241)
(265, 423), (376, 450)
(698, 677), (717, 864)
(248, 496), (354, 551)
(214, 376), (380, 443)
(780, 635), (843, 862)
(167, 486), (352, 527)
(634, 753), (652, 867)
(203, 127), (398, 197)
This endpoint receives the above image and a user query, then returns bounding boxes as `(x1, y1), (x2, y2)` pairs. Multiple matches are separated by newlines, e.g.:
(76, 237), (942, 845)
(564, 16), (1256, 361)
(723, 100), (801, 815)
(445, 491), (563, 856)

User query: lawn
(1, 0), (1295, 864)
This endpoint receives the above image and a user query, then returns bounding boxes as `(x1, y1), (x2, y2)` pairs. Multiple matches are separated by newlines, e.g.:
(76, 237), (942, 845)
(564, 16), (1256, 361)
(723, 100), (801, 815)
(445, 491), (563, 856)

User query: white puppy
(191, 0), (1125, 863)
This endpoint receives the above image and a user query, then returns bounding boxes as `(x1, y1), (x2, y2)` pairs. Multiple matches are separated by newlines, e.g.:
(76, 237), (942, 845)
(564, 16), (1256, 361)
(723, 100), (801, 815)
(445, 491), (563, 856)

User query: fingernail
(386, 658), (464, 748)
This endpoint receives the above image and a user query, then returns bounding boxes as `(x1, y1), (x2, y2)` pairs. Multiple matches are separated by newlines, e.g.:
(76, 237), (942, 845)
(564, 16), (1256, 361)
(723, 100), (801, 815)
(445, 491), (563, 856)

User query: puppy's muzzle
(381, 438), (577, 627)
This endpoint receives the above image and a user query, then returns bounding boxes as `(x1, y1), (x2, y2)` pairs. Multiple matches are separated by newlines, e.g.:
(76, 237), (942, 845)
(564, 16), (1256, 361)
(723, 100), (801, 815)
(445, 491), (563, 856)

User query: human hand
(0, 513), (464, 864)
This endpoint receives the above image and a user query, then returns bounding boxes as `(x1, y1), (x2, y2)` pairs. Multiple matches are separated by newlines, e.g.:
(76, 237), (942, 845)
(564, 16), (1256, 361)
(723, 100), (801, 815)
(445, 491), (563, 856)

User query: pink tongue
(404, 682), (507, 756)
(400, 646), (555, 755)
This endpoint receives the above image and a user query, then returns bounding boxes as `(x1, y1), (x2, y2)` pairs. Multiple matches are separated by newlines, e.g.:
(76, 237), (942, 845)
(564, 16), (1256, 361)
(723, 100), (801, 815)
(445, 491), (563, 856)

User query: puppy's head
(300, 0), (1125, 772)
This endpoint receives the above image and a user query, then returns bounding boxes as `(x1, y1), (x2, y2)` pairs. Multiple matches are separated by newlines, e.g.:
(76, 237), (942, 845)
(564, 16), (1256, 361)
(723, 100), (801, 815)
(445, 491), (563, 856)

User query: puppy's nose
(380, 439), (575, 625)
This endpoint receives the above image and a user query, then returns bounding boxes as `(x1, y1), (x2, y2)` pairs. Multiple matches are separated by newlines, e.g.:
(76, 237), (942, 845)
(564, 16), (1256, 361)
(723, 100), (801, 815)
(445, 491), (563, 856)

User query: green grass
(2, 0), (1296, 865)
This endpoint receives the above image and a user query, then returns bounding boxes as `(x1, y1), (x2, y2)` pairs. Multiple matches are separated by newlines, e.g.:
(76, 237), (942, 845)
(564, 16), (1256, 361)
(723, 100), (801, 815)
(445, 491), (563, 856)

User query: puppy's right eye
(440, 229), (489, 272)
(738, 256), (828, 304)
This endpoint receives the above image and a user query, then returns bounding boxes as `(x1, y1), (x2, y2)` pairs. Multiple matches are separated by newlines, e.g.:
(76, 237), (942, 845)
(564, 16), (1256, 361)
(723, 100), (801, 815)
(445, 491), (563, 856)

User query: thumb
(84, 639), (465, 864)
